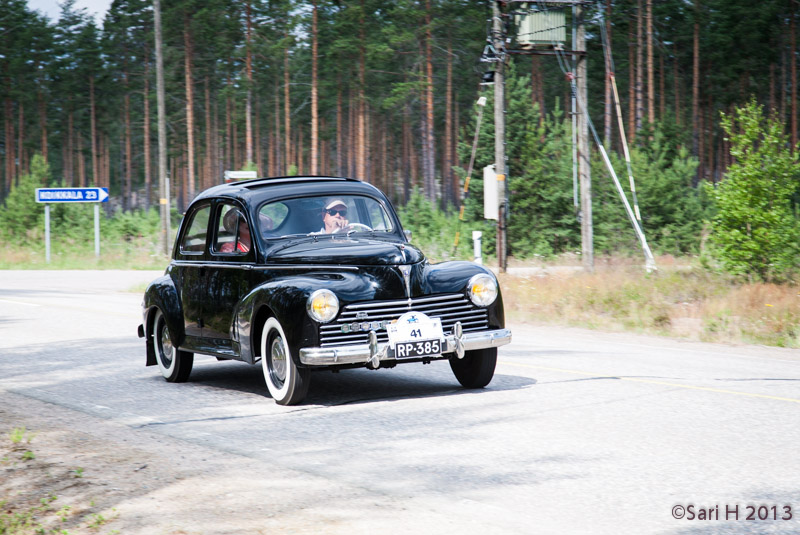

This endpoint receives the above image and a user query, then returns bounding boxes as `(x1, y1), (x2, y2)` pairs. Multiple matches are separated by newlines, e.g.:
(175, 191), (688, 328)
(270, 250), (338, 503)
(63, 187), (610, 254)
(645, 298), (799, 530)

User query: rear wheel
(449, 347), (497, 388)
(154, 309), (193, 382)
(261, 317), (310, 405)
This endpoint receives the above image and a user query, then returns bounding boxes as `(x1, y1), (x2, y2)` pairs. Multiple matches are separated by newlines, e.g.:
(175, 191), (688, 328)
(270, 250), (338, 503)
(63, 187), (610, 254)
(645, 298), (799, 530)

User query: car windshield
(258, 195), (395, 238)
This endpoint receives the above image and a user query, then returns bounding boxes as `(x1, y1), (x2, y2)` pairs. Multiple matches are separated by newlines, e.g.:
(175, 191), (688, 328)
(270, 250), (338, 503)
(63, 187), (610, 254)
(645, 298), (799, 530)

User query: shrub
(708, 100), (800, 282)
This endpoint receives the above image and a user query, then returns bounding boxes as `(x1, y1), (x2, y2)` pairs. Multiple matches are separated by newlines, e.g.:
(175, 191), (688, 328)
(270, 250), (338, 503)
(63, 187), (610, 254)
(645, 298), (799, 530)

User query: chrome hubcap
(270, 336), (287, 385)
(159, 324), (174, 366)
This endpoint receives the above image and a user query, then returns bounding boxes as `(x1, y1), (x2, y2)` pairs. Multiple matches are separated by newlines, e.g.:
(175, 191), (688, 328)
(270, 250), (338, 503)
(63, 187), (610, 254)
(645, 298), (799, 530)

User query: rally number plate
(387, 311), (445, 359)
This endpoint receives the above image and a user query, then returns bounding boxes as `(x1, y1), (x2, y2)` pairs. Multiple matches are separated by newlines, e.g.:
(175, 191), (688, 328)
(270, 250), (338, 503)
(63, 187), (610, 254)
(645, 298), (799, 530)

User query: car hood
(265, 237), (425, 266)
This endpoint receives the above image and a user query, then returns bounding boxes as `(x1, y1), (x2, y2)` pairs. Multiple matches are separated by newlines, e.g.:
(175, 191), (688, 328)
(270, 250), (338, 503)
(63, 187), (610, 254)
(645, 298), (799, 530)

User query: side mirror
(403, 229), (412, 242)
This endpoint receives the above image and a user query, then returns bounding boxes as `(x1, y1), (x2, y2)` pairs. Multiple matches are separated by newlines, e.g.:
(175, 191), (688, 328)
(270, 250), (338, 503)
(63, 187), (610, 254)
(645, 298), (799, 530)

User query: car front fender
(235, 273), (374, 365)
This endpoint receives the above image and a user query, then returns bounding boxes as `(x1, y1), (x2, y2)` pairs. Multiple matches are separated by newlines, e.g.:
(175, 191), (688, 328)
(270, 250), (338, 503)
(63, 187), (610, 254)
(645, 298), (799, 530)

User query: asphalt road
(1, 270), (800, 534)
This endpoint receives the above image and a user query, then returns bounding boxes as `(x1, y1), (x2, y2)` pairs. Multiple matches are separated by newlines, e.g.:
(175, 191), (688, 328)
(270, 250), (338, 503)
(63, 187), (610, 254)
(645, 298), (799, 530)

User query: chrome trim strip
(171, 261), (358, 271)
(172, 261), (255, 269)
(344, 294), (464, 310)
(299, 328), (511, 366)
(252, 264), (360, 272)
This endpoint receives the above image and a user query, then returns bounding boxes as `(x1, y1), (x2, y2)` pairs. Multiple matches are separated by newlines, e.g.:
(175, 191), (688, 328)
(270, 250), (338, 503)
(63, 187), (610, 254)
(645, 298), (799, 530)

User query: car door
(173, 201), (212, 348)
(204, 201), (256, 355)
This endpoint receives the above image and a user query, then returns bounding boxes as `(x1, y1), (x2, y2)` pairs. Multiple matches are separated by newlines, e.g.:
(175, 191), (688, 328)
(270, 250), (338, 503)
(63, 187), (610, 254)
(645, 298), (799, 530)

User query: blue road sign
(36, 187), (109, 203)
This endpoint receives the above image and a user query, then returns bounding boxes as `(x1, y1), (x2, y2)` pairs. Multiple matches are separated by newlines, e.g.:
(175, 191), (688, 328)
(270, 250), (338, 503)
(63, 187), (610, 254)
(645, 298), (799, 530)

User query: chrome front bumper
(299, 325), (511, 367)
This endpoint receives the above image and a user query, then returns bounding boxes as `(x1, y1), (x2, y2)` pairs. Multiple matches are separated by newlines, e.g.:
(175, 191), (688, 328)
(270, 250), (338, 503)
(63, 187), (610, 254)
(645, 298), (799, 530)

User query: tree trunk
(692, 0), (700, 157)
(274, 80), (281, 174)
(628, 20), (635, 141)
(697, 98), (704, 180)
(356, 1), (367, 180)
(4, 97), (13, 192)
(705, 96), (713, 180)
(603, 0), (612, 146)
(659, 52), (665, 121)
(674, 44), (680, 127)
(204, 76), (212, 190)
(423, 0), (436, 201)
(90, 76), (98, 186)
(769, 63), (776, 112)
(336, 89), (344, 176)
(402, 105), (411, 202)
(349, 88), (356, 176)
(184, 20), (196, 201)
(68, 108), (75, 187)
(38, 92), (47, 164)
(144, 54), (152, 209)
(124, 69), (133, 210)
(226, 84), (232, 171)
(791, 1), (797, 150)
(255, 99), (262, 174)
(320, 116), (327, 174)
(635, 0), (644, 131)
(245, 2), (253, 165)
(284, 40), (291, 174)
(77, 129), (85, 187)
(781, 48), (787, 121)
(16, 100), (24, 179)
(311, 0), (319, 175)
(232, 96), (239, 171)
(443, 42), (453, 207)
(646, 0), (654, 125)
(296, 124), (303, 174)
(267, 131), (274, 177)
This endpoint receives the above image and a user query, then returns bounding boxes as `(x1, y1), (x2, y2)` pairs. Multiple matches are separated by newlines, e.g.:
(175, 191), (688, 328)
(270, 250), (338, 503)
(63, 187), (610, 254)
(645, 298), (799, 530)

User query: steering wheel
(345, 223), (372, 232)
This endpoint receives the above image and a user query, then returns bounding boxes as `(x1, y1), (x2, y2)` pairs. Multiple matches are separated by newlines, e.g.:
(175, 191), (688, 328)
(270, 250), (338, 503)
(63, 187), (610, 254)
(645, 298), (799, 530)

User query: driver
(319, 199), (349, 233)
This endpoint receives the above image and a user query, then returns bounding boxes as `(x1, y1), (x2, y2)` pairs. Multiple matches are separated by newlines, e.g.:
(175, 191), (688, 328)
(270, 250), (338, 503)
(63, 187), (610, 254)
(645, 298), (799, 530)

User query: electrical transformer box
(515, 6), (566, 48)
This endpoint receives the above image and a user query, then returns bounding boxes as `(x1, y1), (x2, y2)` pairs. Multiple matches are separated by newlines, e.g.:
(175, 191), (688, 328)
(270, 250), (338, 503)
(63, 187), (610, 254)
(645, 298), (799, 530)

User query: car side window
(214, 203), (252, 255)
(179, 205), (210, 254)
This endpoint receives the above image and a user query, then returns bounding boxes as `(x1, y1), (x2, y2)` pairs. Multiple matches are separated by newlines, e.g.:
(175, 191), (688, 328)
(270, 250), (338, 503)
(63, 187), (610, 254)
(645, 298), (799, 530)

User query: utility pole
(154, 0), (170, 256)
(575, 2), (593, 272)
(492, 1), (507, 273)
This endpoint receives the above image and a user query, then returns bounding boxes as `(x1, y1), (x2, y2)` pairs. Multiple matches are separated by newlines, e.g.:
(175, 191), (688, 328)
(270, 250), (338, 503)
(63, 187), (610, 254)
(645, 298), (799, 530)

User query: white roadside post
(35, 187), (110, 264)
(94, 204), (101, 256)
(472, 231), (483, 265)
(44, 204), (51, 263)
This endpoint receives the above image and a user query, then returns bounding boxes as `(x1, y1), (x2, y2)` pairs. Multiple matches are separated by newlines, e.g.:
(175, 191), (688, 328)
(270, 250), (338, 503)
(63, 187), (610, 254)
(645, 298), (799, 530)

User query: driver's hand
(337, 219), (349, 229)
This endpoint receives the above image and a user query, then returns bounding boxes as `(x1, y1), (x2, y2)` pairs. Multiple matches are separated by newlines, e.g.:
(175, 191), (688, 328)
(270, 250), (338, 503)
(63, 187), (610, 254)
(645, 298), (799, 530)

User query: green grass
(0, 237), (169, 270)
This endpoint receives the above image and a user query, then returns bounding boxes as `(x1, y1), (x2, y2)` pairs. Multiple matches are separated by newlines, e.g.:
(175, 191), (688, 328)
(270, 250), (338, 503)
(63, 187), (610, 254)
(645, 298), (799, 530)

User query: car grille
(319, 293), (489, 347)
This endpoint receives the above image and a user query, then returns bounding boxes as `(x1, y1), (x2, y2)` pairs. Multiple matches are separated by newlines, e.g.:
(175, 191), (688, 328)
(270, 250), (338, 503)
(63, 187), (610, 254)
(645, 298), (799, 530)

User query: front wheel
(153, 309), (193, 382)
(449, 347), (497, 389)
(261, 317), (310, 405)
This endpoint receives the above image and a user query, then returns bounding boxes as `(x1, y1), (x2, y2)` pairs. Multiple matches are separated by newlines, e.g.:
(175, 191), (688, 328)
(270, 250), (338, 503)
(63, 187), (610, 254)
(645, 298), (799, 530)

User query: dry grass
(499, 256), (800, 348)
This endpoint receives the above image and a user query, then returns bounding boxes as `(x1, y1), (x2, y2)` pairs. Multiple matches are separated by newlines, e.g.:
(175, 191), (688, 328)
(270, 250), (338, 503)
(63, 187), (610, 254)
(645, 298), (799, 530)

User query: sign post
(35, 187), (110, 264)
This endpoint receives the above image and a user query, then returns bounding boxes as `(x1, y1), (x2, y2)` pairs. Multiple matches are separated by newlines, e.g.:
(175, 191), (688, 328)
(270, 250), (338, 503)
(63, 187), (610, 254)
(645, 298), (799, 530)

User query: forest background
(1, 0), (799, 346)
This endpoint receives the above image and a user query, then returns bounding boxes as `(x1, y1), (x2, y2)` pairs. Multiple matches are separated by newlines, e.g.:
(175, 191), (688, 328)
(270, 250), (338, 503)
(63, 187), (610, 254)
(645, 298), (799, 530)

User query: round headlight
(306, 289), (339, 323)
(467, 273), (498, 307)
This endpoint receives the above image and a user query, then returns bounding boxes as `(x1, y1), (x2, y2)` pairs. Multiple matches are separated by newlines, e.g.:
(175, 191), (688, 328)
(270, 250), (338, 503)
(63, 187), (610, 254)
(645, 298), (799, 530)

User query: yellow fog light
(306, 289), (339, 323)
(467, 273), (498, 307)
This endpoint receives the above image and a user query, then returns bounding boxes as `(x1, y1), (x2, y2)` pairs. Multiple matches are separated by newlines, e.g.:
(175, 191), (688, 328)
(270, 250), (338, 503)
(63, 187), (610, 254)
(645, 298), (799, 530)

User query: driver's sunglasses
(326, 208), (347, 216)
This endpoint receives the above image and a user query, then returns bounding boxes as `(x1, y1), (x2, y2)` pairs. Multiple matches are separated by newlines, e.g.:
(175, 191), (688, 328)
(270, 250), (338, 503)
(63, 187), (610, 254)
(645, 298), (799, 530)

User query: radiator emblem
(399, 265), (412, 300)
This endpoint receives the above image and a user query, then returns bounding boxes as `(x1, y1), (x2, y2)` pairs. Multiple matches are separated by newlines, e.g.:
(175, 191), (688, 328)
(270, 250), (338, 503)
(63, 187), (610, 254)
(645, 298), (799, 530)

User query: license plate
(387, 311), (444, 359)
(394, 339), (442, 359)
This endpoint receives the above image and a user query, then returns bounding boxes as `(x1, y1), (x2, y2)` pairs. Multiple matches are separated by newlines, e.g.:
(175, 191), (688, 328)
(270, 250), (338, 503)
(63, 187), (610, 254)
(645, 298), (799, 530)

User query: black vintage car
(138, 176), (511, 405)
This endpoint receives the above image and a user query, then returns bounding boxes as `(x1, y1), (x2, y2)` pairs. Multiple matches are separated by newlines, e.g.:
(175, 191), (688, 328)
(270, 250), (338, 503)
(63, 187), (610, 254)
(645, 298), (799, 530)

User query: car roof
(191, 176), (388, 208)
